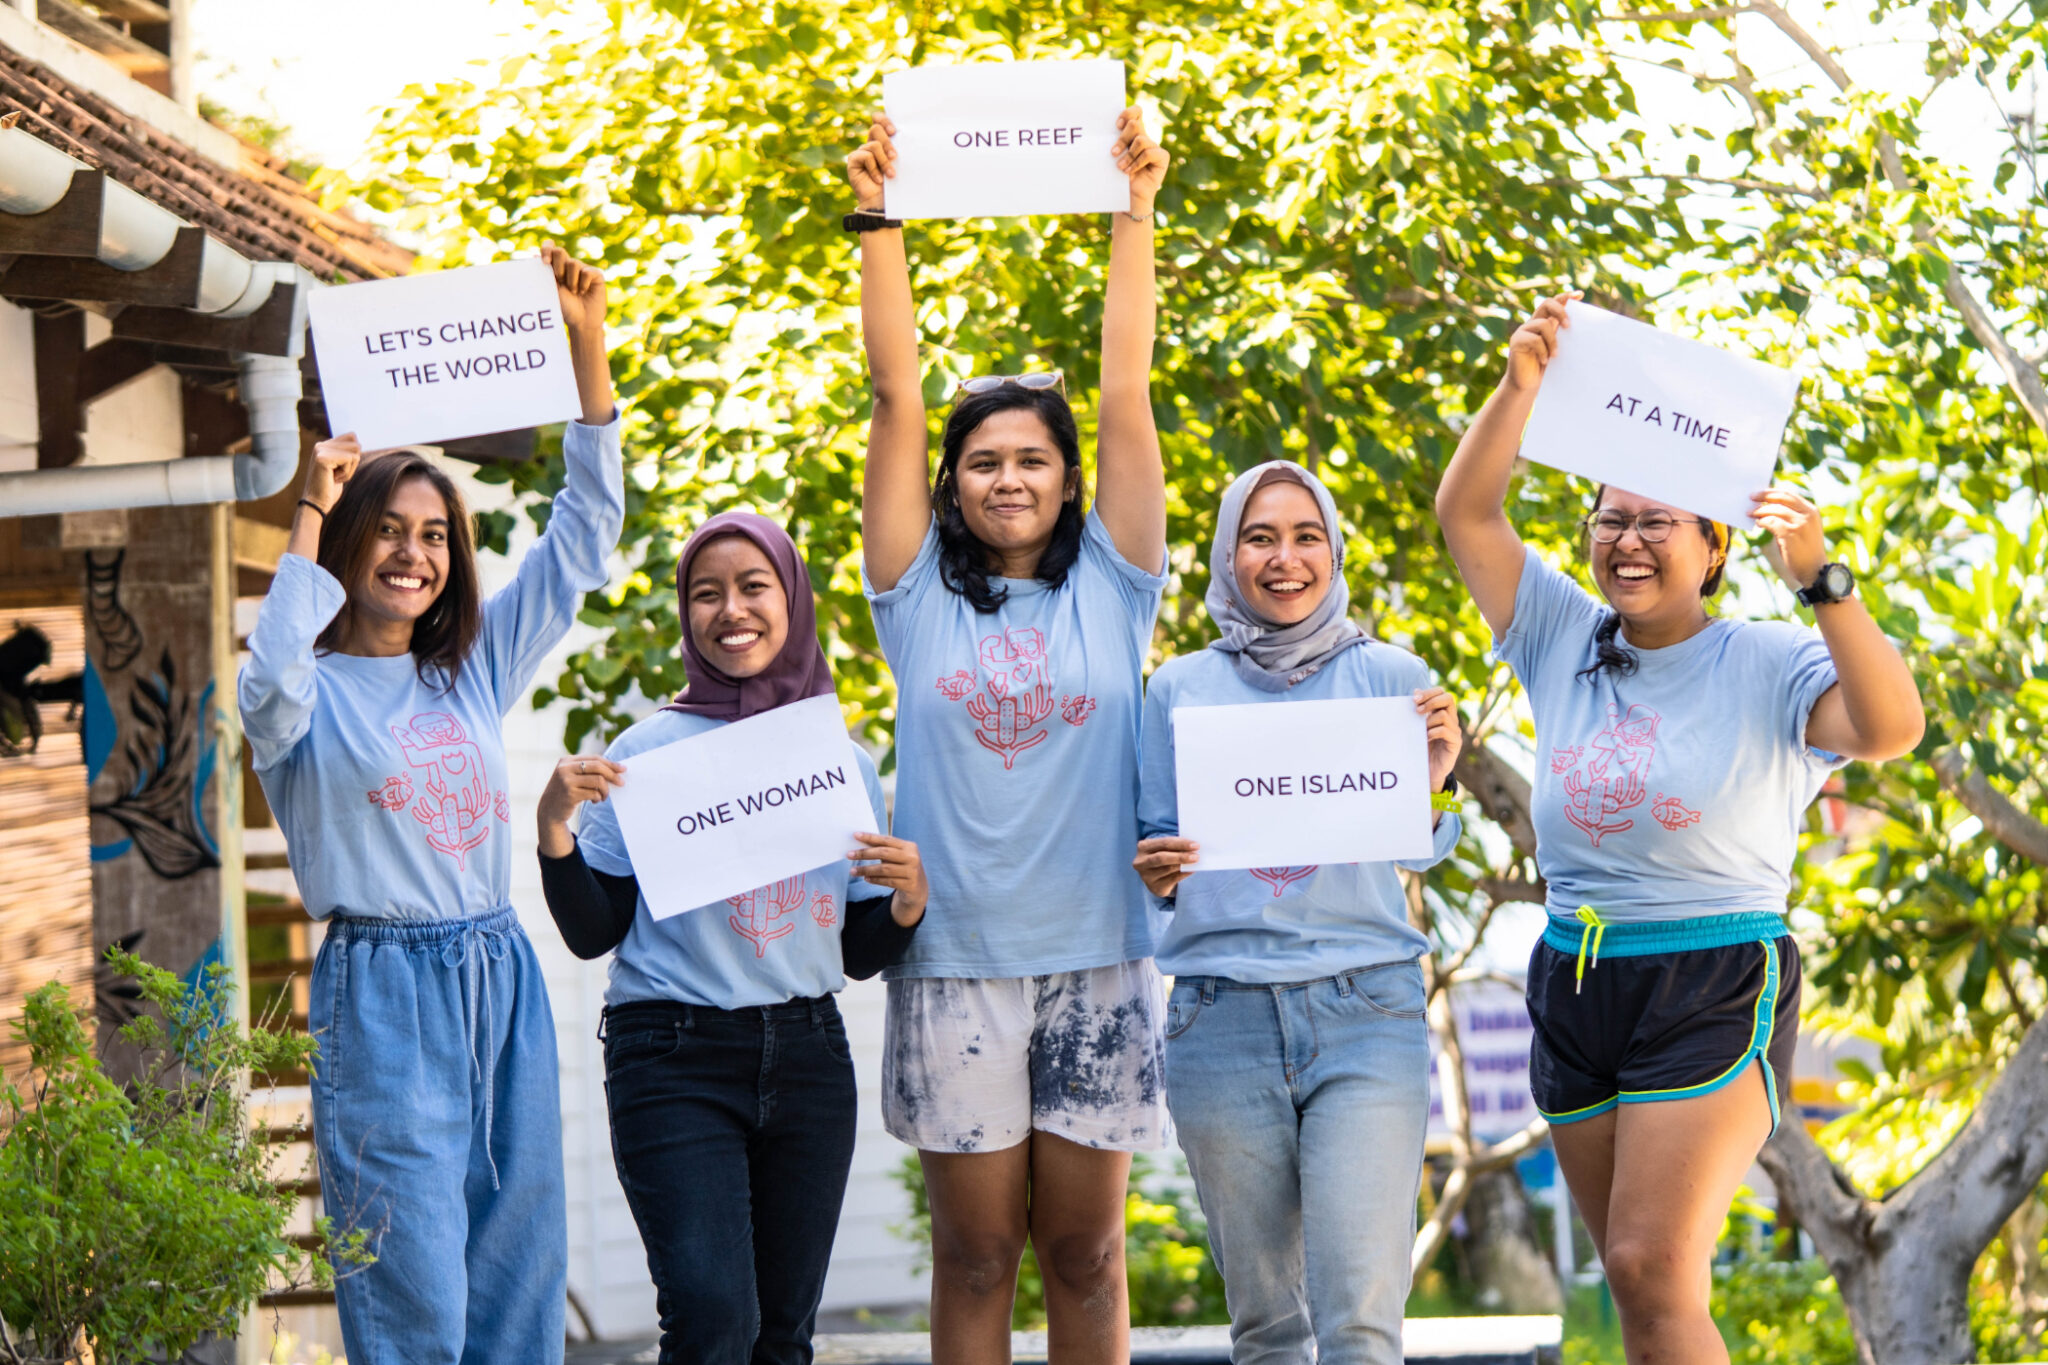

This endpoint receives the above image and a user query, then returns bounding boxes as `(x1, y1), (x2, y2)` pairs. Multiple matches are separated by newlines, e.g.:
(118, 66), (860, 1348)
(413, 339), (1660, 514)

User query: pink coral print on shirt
(728, 875), (808, 956)
(1250, 866), (1318, 898)
(954, 627), (1057, 770)
(389, 711), (505, 870)
(1558, 703), (1662, 849)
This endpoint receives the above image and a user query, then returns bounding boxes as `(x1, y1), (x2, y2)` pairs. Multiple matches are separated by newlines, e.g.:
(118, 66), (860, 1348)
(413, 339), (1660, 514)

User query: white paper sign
(308, 258), (582, 451)
(1517, 301), (1801, 527)
(882, 58), (1129, 220)
(1172, 696), (1435, 871)
(606, 695), (879, 919)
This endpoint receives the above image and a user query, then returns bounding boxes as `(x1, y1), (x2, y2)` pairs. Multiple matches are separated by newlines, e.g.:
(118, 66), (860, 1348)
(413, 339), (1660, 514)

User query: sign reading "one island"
(607, 694), (880, 919)
(1172, 695), (1436, 871)
(308, 257), (584, 451)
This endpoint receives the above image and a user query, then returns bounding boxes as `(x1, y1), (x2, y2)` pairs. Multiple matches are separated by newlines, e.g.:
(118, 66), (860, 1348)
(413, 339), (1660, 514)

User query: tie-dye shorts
(881, 959), (1172, 1154)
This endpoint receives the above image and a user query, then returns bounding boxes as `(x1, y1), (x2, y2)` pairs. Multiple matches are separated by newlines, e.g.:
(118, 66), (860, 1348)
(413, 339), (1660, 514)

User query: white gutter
(0, 125), (319, 517)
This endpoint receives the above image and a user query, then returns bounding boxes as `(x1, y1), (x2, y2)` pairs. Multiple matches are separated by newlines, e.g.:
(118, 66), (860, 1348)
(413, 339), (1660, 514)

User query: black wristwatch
(842, 208), (902, 233)
(1795, 563), (1856, 608)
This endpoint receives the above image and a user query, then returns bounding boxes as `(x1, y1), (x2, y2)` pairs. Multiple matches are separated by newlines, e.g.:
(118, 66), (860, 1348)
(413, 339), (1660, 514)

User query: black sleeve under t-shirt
(537, 841), (918, 978)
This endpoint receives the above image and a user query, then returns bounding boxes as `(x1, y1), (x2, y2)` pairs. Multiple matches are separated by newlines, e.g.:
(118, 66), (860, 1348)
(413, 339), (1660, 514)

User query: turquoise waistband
(1541, 911), (1787, 960)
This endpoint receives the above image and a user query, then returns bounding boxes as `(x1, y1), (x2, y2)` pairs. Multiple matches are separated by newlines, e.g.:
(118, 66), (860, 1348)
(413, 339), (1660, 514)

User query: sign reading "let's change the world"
(308, 257), (585, 451)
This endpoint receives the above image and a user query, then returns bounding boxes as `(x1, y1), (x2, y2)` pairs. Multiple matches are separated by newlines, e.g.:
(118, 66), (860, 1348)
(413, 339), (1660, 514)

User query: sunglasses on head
(952, 370), (1066, 401)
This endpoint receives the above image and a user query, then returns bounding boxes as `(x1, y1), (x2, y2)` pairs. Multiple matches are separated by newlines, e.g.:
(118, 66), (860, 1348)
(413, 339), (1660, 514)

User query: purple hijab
(661, 511), (836, 721)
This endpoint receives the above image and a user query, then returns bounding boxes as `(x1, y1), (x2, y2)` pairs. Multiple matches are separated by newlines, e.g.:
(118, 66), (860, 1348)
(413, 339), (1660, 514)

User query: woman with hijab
(534, 511), (929, 1365)
(1132, 462), (1464, 1365)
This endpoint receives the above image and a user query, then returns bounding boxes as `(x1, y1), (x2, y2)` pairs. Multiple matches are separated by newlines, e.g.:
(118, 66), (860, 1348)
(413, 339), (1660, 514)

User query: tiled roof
(0, 40), (411, 281)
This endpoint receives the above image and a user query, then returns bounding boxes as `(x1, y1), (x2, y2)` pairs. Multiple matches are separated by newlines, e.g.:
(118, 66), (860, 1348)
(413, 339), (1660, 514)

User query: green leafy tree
(0, 952), (367, 1365)
(352, 0), (2048, 1356)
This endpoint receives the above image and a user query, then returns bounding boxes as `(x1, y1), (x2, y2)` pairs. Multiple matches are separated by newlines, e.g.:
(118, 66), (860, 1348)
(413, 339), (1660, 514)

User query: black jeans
(603, 996), (859, 1365)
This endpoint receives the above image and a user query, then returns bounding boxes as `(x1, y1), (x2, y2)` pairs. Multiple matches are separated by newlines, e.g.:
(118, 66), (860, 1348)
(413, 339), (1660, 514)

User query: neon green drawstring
(1574, 906), (1607, 995)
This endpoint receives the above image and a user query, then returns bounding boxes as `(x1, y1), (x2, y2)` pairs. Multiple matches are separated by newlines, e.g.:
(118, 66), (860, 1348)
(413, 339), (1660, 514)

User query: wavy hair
(314, 453), (482, 690)
(1576, 483), (1728, 684)
(932, 386), (1085, 613)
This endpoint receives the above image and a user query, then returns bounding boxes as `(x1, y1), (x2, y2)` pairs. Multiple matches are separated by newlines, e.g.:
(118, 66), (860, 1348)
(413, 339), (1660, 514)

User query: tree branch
(1887, 1009), (2048, 1261)
(1455, 741), (1537, 860)
(1931, 747), (2048, 866)
(1603, 6), (1750, 23)
(1539, 171), (1827, 200)
(1757, 1113), (1874, 1271)
(1743, 0), (2048, 433)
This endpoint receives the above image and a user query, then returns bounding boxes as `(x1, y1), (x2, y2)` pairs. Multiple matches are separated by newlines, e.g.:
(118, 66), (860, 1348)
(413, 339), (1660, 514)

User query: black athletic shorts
(1527, 911), (1799, 1132)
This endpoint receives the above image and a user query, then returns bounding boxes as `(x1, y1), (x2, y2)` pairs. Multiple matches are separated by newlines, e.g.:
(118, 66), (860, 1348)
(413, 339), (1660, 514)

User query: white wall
(0, 299), (38, 473)
(455, 457), (927, 1338)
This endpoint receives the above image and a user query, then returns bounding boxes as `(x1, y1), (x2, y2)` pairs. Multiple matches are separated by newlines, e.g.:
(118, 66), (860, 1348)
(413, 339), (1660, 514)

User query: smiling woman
(236, 243), (625, 1365)
(310, 452), (479, 678)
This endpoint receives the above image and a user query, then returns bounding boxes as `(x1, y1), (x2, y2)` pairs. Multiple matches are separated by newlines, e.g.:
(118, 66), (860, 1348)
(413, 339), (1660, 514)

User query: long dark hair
(314, 453), (482, 690)
(1576, 483), (1728, 683)
(933, 387), (1086, 613)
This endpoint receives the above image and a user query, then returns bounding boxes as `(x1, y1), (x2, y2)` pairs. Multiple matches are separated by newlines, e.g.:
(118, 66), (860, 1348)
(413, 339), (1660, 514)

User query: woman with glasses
(1435, 292), (1924, 1365)
(844, 109), (1169, 1361)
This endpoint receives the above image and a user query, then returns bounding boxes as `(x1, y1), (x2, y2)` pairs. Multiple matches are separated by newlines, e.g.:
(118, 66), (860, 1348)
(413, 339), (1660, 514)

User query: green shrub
(0, 949), (369, 1364)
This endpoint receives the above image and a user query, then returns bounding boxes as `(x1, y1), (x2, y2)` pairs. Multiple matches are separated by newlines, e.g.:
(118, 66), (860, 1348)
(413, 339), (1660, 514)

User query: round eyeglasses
(1585, 511), (1710, 544)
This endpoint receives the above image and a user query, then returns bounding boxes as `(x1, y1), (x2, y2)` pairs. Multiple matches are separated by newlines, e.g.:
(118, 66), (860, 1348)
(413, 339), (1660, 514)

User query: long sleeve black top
(537, 840), (919, 981)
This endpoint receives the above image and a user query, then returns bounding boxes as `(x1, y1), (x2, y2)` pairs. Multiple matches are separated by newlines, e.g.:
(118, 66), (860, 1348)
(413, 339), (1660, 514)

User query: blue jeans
(603, 995), (859, 1365)
(311, 908), (567, 1365)
(1164, 964), (1431, 1365)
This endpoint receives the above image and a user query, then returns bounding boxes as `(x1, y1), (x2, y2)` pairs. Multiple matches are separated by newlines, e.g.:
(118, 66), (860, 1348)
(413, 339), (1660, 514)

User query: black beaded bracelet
(298, 498), (328, 518)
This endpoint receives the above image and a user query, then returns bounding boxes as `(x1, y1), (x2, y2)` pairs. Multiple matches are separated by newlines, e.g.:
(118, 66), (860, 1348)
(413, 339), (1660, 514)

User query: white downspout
(0, 352), (305, 515)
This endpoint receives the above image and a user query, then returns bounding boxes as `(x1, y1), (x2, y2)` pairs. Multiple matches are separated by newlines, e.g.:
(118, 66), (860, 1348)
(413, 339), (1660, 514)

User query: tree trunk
(1759, 1007), (2048, 1364)
(1462, 1166), (1565, 1314)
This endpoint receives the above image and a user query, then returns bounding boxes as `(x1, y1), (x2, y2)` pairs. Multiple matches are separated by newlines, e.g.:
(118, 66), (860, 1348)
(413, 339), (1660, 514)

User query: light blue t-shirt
(1138, 644), (1461, 982)
(864, 509), (1164, 979)
(239, 417), (625, 920)
(576, 708), (892, 1010)
(1493, 544), (1845, 924)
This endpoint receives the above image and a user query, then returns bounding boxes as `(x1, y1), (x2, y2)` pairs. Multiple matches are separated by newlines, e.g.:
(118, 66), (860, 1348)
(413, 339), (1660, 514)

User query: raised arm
(848, 116), (931, 592)
(480, 247), (626, 703)
(238, 438), (358, 771)
(1093, 107), (1170, 571)
(1435, 292), (1578, 638)
(1752, 491), (1926, 762)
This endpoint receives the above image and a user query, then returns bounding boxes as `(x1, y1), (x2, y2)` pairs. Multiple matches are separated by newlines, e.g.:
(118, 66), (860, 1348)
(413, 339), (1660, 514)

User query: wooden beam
(76, 338), (157, 402)
(440, 428), (539, 464)
(0, 225), (206, 308)
(232, 515), (287, 573)
(110, 279), (300, 357)
(0, 169), (106, 258)
(92, 0), (174, 23)
(32, 307), (83, 469)
(180, 374), (249, 457)
(38, 0), (171, 72)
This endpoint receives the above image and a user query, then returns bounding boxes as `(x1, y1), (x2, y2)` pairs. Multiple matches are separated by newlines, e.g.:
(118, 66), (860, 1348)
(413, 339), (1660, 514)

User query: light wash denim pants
(1164, 962), (1431, 1365)
(310, 907), (567, 1365)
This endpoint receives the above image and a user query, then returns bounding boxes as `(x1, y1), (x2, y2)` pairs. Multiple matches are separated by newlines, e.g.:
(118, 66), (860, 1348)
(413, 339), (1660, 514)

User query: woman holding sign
(1131, 462), (1464, 1365)
(846, 108), (1169, 1359)
(237, 245), (622, 1365)
(1435, 293), (1924, 1364)
(534, 510), (928, 1365)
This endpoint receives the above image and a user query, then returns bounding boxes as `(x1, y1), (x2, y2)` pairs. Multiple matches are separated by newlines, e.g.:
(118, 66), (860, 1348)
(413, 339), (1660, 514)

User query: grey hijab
(1205, 461), (1368, 692)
